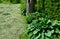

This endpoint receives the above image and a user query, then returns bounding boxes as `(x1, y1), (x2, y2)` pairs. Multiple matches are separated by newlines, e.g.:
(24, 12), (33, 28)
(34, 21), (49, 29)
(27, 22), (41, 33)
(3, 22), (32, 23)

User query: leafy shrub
(44, 0), (60, 20)
(35, 0), (43, 13)
(27, 18), (60, 39)
(36, 0), (60, 20)
(26, 12), (41, 23)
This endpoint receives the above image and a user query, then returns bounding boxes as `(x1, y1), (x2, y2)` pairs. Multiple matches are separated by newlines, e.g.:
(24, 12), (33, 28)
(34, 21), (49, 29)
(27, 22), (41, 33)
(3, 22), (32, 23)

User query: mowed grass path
(0, 4), (27, 39)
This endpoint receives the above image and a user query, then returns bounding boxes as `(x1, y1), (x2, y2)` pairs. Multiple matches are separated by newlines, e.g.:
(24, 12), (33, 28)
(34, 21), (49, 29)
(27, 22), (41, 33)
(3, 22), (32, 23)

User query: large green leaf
(45, 30), (54, 37)
(34, 33), (41, 39)
(33, 29), (39, 34)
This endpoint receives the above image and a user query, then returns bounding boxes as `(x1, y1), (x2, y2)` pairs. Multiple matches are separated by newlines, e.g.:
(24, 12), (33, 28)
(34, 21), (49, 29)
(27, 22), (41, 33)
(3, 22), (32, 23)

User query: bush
(36, 0), (60, 20)
(44, 0), (60, 20)
(26, 12), (41, 23)
(35, 0), (43, 12)
(27, 18), (60, 39)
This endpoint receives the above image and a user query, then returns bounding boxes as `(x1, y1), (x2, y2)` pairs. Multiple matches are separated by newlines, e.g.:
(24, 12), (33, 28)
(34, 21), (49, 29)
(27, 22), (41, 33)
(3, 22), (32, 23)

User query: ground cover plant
(27, 18), (60, 39)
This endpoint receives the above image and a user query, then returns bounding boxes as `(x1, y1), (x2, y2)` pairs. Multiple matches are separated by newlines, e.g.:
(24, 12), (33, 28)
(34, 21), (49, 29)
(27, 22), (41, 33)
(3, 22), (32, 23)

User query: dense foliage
(27, 18), (60, 39)
(36, 0), (60, 20)
(44, 0), (60, 20)
(22, 0), (60, 20)
(26, 12), (41, 23)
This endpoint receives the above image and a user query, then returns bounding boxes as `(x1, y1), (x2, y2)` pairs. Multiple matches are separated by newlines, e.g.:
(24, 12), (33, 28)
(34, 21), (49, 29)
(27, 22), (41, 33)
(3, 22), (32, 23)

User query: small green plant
(27, 18), (60, 39)
(26, 12), (41, 23)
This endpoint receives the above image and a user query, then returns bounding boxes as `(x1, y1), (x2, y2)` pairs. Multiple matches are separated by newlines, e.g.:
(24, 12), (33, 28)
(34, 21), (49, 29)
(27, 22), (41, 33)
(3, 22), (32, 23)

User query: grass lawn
(0, 4), (27, 39)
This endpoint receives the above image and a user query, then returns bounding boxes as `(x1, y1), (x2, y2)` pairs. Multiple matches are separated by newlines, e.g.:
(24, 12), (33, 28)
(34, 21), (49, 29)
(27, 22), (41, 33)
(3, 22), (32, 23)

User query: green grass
(0, 4), (28, 39)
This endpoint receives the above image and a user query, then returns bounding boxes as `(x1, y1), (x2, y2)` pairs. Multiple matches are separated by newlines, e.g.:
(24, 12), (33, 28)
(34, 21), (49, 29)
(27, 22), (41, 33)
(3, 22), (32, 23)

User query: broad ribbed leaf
(41, 32), (44, 39)
(45, 30), (54, 37)
(55, 28), (59, 33)
(33, 29), (39, 34)
(34, 33), (41, 39)
(45, 37), (49, 39)
(47, 20), (51, 24)
(30, 28), (35, 31)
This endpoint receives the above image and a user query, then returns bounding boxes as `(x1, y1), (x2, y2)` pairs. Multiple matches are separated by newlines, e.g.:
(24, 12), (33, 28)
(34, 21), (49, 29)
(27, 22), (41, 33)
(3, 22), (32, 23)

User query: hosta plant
(27, 18), (60, 39)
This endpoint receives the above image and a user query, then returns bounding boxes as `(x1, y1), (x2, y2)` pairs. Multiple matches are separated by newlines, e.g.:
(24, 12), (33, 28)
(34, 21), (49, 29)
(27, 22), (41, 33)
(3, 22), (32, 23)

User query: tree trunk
(26, 0), (36, 15)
